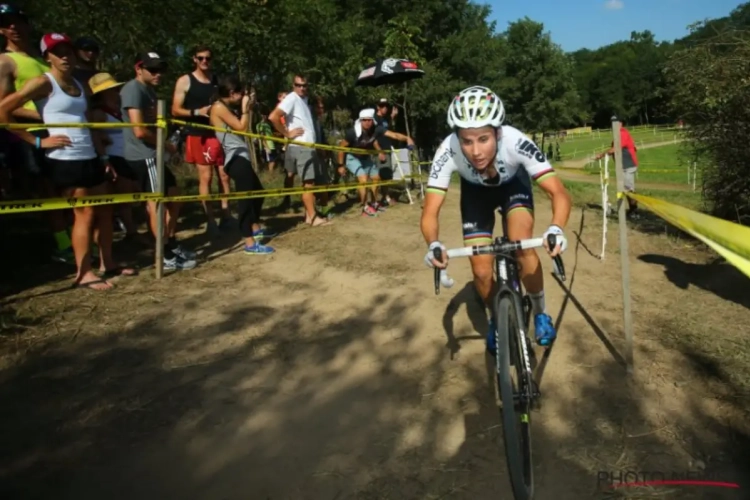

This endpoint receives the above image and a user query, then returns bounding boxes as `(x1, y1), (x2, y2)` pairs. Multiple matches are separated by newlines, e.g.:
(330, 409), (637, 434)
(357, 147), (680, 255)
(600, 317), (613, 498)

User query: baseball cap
(40, 33), (73, 54)
(359, 108), (376, 120)
(135, 51), (167, 71)
(89, 73), (124, 95)
(377, 98), (389, 106)
(74, 36), (100, 51)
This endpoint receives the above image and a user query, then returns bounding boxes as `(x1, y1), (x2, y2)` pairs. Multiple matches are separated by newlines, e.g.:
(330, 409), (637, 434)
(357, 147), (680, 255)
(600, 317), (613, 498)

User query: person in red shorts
(171, 45), (233, 234)
(595, 116), (639, 219)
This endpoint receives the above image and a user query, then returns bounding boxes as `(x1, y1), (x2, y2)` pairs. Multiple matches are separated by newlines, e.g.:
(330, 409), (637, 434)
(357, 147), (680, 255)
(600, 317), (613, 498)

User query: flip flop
(101, 266), (138, 278)
(307, 214), (332, 227)
(71, 278), (113, 290)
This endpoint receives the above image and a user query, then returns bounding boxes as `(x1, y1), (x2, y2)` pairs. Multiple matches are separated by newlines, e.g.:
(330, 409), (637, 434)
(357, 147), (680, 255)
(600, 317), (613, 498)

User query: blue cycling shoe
(486, 319), (497, 355)
(534, 313), (557, 346)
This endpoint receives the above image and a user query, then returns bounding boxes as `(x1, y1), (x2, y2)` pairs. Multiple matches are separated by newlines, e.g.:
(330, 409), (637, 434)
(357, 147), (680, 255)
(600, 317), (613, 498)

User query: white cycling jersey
(426, 125), (555, 193)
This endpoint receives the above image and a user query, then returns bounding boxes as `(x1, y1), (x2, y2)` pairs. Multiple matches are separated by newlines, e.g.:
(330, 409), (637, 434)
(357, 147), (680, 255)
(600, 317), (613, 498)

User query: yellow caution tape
(0, 178), (411, 214)
(169, 119), (405, 156)
(0, 122), (157, 129)
(628, 193), (750, 279)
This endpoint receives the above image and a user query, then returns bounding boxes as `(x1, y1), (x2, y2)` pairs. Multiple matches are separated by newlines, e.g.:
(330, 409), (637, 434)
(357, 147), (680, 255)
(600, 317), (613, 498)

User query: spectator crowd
(0, 3), (414, 290)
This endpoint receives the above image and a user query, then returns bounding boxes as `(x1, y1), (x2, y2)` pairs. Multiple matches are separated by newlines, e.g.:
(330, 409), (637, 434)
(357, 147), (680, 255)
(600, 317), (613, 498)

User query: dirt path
(0, 194), (748, 499)
(558, 139), (685, 170)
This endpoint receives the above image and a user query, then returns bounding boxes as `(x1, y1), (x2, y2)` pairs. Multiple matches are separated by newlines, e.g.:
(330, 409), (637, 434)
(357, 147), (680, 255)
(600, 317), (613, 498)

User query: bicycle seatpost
(546, 234), (567, 282)
(433, 247), (442, 295)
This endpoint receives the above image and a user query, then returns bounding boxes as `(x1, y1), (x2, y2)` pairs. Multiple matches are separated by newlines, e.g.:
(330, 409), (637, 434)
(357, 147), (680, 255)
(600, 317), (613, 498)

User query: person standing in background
(72, 36), (99, 92)
(269, 74), (330, 226)
(595, 116), (639, 219)
(210, 75), (275, 255)
(122, 51), (197, 271)
(171, 45), (233, 235)
(0, 33), (136, 289)
(374, 97), (401, 206)
(255, 112), (276, 172)
(0, 3), (73, 263)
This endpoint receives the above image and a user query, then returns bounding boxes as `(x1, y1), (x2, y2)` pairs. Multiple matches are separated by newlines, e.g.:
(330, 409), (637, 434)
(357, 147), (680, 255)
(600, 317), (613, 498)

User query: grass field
(555, 125), (684, 160)
(578, 142), (702, 188)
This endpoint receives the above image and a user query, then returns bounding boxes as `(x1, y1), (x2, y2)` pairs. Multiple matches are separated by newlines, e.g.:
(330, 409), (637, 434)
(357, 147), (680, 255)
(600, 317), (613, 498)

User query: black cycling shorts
(459, 171), (534, 245)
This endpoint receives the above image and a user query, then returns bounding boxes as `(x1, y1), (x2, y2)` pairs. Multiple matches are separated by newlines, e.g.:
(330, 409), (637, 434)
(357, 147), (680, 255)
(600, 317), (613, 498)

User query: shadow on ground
(1, 221), (748, 500)
(638, 253), (750, 310)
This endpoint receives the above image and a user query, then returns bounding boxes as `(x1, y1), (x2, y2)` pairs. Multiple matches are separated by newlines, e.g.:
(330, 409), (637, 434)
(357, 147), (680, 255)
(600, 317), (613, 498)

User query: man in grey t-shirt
(121, 51), (196, 270)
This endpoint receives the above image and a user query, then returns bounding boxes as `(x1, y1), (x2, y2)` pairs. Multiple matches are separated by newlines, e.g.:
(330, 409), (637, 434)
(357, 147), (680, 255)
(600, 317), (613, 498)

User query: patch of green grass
(554, 180), (705, 212)
(579, 143), (703, 187)
(556, 127), (684, 160)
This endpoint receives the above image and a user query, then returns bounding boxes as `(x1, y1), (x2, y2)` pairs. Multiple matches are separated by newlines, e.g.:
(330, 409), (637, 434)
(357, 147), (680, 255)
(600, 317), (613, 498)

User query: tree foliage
(16, 0), (750, 209)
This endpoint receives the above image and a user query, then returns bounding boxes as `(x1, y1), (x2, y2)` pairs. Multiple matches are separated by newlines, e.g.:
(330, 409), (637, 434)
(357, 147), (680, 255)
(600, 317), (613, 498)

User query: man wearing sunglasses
(171, 45), (232, 235)
(270, 73), (330, 226)
(121, 52), (197, 271)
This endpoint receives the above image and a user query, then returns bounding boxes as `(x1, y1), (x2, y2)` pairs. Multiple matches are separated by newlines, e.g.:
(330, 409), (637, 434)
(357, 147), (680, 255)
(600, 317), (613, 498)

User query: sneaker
(362, 204), (378, 217)
(371, 202), (386, 213)
(534, 313), (557, 346)
(244, 242), (275, 255)
(163, 254), (197, 270)
(486, 318), (497, 355)
(173, 245), (197, 261)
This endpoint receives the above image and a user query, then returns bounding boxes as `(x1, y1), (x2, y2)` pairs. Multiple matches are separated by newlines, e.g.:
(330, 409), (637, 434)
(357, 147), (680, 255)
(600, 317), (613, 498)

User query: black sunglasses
(195, 56), (212, 62)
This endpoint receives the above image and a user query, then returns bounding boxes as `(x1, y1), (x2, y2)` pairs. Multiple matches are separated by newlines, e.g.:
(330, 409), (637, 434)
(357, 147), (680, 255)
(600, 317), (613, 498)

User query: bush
(665, 31), (750, 224)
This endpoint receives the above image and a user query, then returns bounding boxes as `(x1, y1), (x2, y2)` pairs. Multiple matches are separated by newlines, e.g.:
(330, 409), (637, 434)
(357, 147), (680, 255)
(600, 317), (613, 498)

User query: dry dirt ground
(1, 187), (749, 500)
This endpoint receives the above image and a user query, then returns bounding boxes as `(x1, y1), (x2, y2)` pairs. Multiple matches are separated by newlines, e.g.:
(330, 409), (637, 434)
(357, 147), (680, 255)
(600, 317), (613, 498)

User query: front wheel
(494, 292), (534, 499)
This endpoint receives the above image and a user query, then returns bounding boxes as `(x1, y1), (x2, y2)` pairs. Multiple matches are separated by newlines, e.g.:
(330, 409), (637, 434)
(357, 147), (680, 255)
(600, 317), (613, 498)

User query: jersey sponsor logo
(495, 158), (508, 177)
(515, 138), (546, 163)
(430, 146), (455, 178)
(462, 222), (478, 231)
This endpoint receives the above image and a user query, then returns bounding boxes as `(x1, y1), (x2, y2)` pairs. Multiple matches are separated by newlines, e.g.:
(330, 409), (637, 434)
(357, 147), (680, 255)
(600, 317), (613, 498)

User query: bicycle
(432, 223), (566, 500)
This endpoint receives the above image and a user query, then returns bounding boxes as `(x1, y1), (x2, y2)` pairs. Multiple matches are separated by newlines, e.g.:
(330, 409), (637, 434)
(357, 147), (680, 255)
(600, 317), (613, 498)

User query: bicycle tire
(494, 292), (534, 500)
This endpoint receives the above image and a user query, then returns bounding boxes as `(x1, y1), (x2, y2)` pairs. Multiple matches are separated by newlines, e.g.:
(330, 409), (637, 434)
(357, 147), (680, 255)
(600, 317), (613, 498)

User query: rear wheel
(494, 293), (534, 499)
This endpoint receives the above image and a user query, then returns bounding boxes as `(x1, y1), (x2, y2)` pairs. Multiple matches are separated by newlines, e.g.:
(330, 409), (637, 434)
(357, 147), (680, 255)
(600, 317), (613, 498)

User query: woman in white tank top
(0, 33), (135, 290)
(88, 72), (145, 243)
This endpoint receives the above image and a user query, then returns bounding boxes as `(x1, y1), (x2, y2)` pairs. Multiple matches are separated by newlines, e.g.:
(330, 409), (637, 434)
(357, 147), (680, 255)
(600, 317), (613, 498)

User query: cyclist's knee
(470, 257), (494, 284)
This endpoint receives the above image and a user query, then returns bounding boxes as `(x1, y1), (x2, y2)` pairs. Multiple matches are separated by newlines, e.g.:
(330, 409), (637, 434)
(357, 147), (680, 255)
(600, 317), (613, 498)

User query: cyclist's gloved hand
(424, 241), (448, 269)
(542, 225), (568, 257)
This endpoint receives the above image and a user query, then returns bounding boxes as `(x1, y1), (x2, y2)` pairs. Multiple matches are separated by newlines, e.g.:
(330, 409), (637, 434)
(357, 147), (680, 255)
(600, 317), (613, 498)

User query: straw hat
(89, 72), (124, 95)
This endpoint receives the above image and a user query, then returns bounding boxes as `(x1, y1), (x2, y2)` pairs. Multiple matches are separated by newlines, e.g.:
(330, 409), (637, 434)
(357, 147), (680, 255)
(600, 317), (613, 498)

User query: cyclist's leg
(459, 179), (498, 351)
(500, 172), (556, 343)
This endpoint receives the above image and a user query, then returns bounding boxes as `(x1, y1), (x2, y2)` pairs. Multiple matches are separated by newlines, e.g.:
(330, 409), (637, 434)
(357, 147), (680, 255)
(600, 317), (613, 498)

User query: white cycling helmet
(447, 86), (505, 129)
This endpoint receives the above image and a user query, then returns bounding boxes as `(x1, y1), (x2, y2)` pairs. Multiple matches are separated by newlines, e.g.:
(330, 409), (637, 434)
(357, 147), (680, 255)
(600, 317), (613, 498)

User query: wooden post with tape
(155, 100), (166, 279)
(612, 118), (634, 375)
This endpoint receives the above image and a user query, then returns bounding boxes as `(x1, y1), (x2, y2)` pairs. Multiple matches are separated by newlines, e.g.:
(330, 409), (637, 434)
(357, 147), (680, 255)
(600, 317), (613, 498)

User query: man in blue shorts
(337, 108), (413, 217)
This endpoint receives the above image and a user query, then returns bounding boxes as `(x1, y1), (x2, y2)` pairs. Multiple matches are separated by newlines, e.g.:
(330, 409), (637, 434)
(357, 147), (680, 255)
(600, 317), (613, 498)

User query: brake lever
(546, 234), (567, 282)
(433, 247), (442, 295)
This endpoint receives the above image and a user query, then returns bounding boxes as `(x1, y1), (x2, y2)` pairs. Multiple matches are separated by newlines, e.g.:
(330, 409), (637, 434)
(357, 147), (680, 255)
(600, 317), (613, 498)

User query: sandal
(307, 214), (331, 227)
(71, 278), (113, 291)
(101, 266), (138, 278)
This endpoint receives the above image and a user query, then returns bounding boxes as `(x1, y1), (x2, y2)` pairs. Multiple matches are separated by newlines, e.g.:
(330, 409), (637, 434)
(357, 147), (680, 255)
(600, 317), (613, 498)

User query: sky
(487, 0), (746, 51)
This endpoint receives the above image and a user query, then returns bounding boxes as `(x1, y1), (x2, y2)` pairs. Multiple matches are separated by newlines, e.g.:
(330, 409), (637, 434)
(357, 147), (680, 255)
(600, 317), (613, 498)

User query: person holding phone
(210, 75), (275, 254)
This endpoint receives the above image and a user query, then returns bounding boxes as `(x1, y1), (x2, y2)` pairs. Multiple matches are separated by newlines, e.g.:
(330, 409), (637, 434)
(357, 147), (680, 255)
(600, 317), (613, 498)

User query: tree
(499, 18), (583, 133)
(665, 30), (750, 223)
